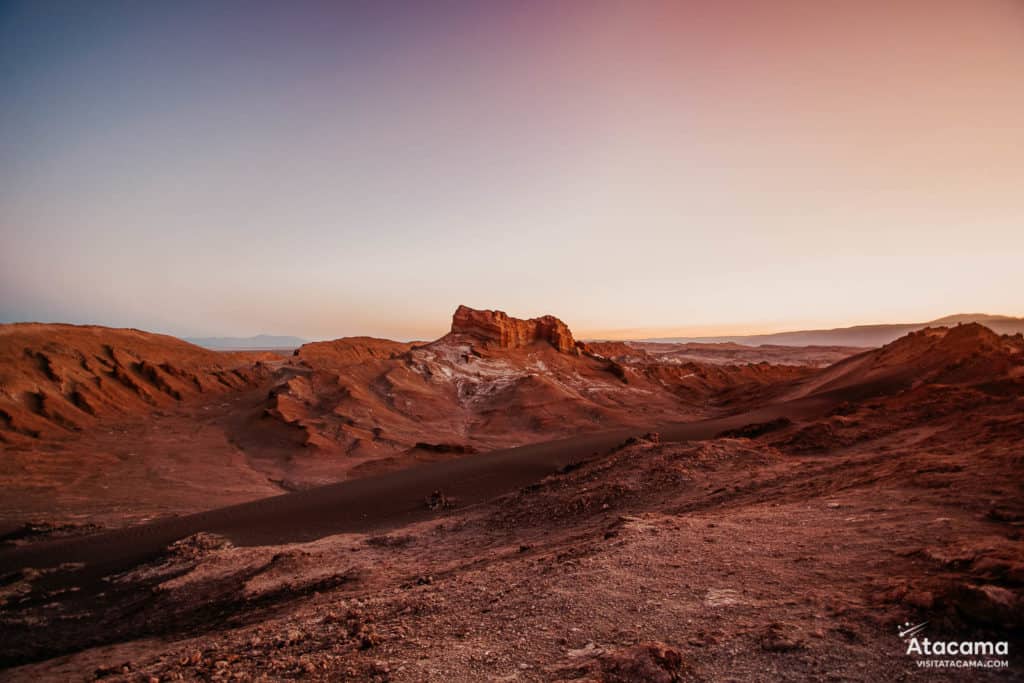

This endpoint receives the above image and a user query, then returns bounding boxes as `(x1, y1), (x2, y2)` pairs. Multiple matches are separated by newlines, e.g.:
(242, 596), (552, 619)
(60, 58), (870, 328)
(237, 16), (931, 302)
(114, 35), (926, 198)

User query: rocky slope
(3, 333), (1020, 680)
(0, 324), (273, 445)
(255, 307), (810, 480)
(0, 311), (822, 527)
(601, 341), (865, 368)
(649, 313), (1024, 347)
(788, 323), (1024, 401)
(2, 321), (1022, 680)
(6, 315), (1018, 533)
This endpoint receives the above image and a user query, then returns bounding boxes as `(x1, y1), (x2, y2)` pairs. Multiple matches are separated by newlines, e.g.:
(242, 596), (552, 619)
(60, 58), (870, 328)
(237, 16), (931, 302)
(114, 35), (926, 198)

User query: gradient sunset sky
(2, 1), (1023, 341)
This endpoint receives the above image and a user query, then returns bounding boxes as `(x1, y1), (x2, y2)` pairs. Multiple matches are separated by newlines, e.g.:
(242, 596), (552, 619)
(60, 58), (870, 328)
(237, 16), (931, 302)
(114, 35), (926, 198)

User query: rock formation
(0, 323), (272, 443)
(447, 305), (578, 354)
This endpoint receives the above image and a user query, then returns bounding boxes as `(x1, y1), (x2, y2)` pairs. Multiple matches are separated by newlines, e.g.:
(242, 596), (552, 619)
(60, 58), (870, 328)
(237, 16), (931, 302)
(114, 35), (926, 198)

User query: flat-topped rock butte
(446, 305), (579, 354)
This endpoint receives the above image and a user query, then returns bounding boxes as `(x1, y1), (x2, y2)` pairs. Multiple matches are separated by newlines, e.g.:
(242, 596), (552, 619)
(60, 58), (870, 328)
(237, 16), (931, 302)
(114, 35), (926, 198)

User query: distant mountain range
(640, 314), (1024, 348)
(182, 314), (1024, 350)
(185, 334), (307, 350)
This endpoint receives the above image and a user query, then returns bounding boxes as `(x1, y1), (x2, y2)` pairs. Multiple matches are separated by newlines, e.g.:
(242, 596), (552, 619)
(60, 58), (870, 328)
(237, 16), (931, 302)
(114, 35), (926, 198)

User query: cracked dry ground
(2, 416), (1023, 682)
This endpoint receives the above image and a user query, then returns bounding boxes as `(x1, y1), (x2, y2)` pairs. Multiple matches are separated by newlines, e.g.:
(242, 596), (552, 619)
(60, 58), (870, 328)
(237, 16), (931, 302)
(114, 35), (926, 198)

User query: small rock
(760, 623), (806, 652)
(568, 642), (602, 658)
(953, 584), (1022, 627)
(903, 590), (934, 609)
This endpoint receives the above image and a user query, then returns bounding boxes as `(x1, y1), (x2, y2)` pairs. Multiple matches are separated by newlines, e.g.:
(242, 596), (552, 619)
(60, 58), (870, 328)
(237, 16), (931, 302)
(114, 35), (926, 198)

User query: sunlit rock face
(448, 305), (577, 354)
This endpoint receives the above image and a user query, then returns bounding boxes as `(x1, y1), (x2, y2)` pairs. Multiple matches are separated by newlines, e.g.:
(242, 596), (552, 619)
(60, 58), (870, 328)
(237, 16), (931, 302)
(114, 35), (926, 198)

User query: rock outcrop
(293, 336), (415, 368)
(448, 305), (577, 354)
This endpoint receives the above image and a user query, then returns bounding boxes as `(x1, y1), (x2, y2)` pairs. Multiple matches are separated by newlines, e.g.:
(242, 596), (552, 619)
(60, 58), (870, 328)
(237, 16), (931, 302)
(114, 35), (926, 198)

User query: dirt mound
(0, 323), (270, 444)
(292, 336), (416, 368)
(791, 323), (1024, 401)
(552, 641), (690, 682)
(581, 341), (653, 363)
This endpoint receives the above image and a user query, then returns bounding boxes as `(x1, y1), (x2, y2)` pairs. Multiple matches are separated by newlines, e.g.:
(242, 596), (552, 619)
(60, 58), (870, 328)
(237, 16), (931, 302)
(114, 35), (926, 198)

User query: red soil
(0, 323), (272, 444)
(0, 315), (1021, 681)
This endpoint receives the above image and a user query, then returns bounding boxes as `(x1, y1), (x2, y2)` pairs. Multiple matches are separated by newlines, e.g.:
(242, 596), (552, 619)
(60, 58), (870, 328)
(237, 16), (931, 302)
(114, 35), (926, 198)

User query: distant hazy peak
(185, 334), (307, 350)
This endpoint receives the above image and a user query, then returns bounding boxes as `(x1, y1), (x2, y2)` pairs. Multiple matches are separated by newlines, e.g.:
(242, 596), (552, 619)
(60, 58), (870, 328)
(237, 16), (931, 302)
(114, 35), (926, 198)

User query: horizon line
(2, 310), (1021, 345)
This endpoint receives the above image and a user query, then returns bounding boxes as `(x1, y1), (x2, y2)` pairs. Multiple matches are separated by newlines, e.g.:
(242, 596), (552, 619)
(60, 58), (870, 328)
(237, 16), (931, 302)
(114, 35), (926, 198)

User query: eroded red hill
(254, 307), (810, 479)
(0, 324), (272, 444)
(791, 323), (1024, 401)
(13, 311), (1012, 529)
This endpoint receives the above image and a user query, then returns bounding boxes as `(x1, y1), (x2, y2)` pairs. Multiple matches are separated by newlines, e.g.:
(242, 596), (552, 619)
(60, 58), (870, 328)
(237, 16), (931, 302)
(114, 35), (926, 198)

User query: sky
(2, 1), (1023, 341)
